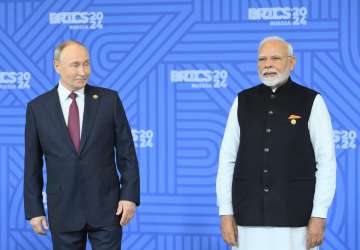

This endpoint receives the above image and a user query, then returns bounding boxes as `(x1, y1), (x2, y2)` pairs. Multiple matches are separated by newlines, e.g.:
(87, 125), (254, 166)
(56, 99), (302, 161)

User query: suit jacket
(24, 84), (140, 232)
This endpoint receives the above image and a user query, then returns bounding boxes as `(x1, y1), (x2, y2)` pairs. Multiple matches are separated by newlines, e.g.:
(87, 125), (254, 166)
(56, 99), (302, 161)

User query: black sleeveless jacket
(232, 79), (317, 227)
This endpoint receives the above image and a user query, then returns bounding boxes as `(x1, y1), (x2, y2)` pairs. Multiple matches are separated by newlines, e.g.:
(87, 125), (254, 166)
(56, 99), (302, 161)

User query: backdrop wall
(0, 0), (358, 249)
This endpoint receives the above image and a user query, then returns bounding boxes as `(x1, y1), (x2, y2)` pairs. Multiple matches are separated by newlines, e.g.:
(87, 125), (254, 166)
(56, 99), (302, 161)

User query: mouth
(262, 72), (278, 78)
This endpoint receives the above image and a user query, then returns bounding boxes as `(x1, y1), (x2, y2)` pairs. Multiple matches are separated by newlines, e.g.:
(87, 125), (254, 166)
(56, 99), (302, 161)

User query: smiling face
(54, 43), (90, 92)
(257, 39), (296, 88)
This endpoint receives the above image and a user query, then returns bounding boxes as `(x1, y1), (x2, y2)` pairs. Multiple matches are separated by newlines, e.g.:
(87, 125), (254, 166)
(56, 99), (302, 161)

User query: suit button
(264, 187), (270, 192)
(264, 148), (270, 152)
(266, 128), (271, 133)
(268, 110), (274, 115)
(270, 94), (276, 99)
(263, 169), (269, 174)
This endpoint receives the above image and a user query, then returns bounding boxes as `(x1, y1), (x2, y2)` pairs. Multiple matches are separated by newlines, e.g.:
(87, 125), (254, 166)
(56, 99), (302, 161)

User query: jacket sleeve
(113, 93), (140, 205)
(24, 103), (45, 219)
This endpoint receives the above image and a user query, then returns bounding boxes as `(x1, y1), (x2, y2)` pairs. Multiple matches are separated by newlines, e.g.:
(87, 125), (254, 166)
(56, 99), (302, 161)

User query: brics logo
(49, 11), (104, 30)
(333, 130), (357, 150)
(248, 7), (308, 26)
(171, 70), (228, 89)
(0, 72), (31, 89)
(132, 129), (154, 148)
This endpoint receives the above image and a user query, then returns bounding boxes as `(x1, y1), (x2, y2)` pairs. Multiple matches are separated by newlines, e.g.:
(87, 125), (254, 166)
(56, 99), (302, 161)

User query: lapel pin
(92, 94), (99, 100)
(288, 114), (302, 125)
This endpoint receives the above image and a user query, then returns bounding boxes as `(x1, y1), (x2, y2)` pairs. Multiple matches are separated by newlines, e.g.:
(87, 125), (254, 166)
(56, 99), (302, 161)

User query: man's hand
(30, 216), (48, 235)
(116, 200), (136, 226)
(220, 215), (238, 247)
(307, 217), (326, 249)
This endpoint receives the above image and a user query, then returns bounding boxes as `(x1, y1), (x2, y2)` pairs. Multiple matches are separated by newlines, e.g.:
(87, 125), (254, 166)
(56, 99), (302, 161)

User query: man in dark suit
(24, 40), (140, 250)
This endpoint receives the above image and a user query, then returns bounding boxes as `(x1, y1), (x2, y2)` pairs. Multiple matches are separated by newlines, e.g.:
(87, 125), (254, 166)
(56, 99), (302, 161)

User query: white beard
(259, 67), (291, 88)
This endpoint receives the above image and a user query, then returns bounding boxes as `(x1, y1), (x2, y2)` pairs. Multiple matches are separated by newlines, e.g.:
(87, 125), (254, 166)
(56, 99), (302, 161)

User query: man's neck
(59, 81), (85, 93)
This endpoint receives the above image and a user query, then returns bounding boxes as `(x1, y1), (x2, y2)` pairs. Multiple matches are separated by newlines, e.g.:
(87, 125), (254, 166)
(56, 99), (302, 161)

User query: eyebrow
(69, 60), (90, 64)
(258, 54), (283, 57)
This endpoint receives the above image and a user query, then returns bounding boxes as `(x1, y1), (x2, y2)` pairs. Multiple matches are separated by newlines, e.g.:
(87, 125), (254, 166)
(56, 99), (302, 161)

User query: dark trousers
(51, 224), (122, 250)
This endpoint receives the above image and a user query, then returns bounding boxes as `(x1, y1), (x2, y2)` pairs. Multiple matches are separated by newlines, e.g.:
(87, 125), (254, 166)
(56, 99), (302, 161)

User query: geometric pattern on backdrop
(0, 0), (358, 249)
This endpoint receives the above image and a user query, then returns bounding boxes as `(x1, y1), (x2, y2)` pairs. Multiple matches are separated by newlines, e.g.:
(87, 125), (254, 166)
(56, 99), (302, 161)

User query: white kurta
(216, 91), (337, 250)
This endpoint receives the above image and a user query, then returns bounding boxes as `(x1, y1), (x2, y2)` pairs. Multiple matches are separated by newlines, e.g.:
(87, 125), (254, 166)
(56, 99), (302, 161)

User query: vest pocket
(287, 179), (315, 223)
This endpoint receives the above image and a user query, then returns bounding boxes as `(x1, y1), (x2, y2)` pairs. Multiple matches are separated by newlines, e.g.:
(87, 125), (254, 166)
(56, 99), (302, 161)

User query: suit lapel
(79, 84), (100, 154)
(47, 86), (78, 154)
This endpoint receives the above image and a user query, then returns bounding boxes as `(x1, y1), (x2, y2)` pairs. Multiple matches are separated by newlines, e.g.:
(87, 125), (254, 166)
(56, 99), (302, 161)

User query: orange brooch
(288, 114), (302, 125)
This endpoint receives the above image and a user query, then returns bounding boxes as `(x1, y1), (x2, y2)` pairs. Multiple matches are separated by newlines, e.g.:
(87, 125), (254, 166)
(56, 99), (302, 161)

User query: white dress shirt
(216, 91), (336, 250)
(57, 82), (85, 137)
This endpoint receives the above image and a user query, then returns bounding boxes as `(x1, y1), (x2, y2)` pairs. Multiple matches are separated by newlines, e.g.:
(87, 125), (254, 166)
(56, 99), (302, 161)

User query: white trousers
(232, 226), (320, 250)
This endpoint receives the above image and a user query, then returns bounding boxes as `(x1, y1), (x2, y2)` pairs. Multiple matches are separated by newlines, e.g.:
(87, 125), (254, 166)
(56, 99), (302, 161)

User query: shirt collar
(57, 81), (85, 102)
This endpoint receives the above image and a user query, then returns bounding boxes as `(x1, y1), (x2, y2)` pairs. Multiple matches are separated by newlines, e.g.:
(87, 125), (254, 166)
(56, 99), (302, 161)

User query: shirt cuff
(311, 206), (328, 219)
(219, 204), (234, 216)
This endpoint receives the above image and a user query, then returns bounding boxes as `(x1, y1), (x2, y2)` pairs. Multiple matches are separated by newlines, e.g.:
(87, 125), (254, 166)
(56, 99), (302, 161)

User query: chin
(71, 83), (86, 91)
(261, 76), (278, 84)
(77, 81), (87, 87)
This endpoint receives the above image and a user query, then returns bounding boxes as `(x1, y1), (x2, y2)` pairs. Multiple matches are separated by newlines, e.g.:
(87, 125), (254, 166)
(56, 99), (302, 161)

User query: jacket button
(263, 169), (269, 173)
(266, 128), (271, 133)
(264, 148), (270, 152)
(268, 110), (274, 115)
(270, 94), (276, 99)
(264, 187), (270, 192)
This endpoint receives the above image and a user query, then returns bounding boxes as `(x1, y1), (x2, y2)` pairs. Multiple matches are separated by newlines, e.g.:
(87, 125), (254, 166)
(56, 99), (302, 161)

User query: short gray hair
(54, 40), (87, 61)
(258, 36), (293, 56)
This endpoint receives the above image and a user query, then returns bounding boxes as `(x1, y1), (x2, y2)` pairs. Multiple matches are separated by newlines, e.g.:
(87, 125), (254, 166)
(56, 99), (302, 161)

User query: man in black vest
(216, 36), (336, 250)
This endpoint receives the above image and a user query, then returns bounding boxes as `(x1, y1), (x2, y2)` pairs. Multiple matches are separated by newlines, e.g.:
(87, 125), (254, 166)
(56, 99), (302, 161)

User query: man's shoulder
(86, 84), (118, 98)
(290, 81), (319, 96)
(28, 87), (57, 107)
(237, 83), (263, 96)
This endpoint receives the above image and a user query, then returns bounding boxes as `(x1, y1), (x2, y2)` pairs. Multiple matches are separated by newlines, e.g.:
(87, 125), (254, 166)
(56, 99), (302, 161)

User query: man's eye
(271, 57), (281, 61)
(258, 58), (266, 62)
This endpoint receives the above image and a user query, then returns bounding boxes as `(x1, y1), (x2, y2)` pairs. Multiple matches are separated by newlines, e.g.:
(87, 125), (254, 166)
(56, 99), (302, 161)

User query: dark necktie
(68, 92), (80, 152)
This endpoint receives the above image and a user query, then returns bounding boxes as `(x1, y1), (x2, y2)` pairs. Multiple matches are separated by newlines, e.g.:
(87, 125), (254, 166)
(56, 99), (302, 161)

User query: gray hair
(258, 36), (293, 56)
(54, 40), (87, 61)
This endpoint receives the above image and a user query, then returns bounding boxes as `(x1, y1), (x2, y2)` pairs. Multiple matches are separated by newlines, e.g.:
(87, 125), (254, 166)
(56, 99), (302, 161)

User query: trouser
(232, 226), (319, 250)
(51, 224), (122, 250)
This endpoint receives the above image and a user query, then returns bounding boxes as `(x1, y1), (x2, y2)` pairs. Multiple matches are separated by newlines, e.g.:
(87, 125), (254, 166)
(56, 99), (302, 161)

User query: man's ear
(289, 56), (296, 71)
(54, 60), (60, 74)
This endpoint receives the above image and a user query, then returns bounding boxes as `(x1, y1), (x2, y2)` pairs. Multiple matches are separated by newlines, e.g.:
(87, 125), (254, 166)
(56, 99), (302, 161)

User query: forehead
(259, 40), (288, 56)
(60, 44), (89, 61)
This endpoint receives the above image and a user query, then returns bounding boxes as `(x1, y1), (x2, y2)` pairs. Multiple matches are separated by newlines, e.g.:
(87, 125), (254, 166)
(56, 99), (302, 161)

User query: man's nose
(77, 66), (86, 75)
(264, 59), (273, 68)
